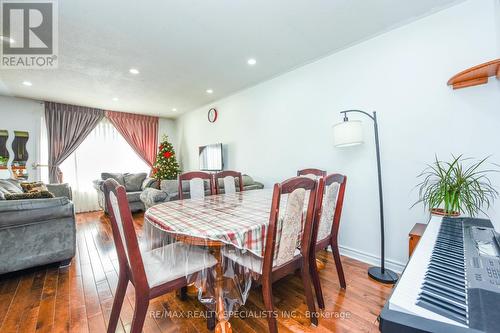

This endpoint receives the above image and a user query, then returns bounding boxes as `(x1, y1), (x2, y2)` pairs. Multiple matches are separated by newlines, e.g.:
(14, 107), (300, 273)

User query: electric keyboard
(380, 216), (500, 333)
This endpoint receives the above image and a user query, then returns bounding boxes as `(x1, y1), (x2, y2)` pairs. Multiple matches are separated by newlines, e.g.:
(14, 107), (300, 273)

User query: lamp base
(368, 266), (398, 284)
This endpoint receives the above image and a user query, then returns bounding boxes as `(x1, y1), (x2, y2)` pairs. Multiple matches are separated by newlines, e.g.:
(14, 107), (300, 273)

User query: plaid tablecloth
(145, 189), (305, 257)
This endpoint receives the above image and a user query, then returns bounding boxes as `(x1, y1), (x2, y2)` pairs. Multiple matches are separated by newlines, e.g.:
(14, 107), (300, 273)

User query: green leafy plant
(0, 156), (7, 165)
(414, 155), (498, 217)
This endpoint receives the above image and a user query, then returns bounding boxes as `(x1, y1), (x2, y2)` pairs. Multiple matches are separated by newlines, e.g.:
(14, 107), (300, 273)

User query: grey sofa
(0, 180), (75, 275)
(93, 172), (158, 213)
(140, 174), (264, 209)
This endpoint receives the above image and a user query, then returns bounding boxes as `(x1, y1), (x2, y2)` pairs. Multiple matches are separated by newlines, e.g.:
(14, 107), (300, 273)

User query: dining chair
(223, 176), (320, 333)
(297, 168), (327, 179)
(178, 171), (214, 200)
(309, 173), (347, 310)
(214, 170), (243, 194)
(103, 178), (217, 333)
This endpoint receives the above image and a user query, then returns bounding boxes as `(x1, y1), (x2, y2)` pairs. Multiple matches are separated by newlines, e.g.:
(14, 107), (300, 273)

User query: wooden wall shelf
(447, 59), (500, 89)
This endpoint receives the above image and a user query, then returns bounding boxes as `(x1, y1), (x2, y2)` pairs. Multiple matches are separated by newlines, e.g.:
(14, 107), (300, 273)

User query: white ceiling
(0, 0), (464, 118)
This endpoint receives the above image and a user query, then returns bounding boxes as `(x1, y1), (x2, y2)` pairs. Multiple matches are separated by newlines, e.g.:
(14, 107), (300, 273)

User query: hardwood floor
(0, 211), (393, 333)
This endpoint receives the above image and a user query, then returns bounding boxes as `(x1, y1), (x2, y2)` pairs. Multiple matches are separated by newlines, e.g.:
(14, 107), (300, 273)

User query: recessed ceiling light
(112, 97), (119, 101)
(172, 108), (177, 112)
(247, 58), (257, 65)
(22, 81), (32, 86)
(206, 89), (213, 94)
(0, 36), (15, 44)
(129, 68), (140, 75)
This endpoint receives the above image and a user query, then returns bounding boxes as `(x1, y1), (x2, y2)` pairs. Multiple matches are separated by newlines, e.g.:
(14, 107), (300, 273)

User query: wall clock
(208, 108), (218, 123)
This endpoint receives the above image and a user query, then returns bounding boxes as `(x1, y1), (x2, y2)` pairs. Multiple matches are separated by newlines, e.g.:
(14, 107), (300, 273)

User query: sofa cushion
(126, 191), (142, 202)
(0, 179), (23, 195)
(124, 173), (147, 192)
(0, 196), (70, 212)
(5, 191), (55, 200)
(243, 184), (263, 191)
(101, 172), (125, 185)
(0, 197), (73, 229)
(45, 183), (72, 199)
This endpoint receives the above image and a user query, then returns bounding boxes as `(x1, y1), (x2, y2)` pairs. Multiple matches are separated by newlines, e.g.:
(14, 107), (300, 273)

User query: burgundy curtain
(45, 102), (104, 183)
(105, 111), (158, 168)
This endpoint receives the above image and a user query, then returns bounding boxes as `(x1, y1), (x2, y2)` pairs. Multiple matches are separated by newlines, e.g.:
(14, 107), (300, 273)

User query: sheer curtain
(59, 118), (149, 213)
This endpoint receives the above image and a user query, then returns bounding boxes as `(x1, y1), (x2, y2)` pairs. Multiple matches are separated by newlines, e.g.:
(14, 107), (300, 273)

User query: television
(199, 143), (223, 171)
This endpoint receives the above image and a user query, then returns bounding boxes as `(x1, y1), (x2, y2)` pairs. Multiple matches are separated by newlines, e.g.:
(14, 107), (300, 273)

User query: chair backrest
(262, 177), (318, 274)
(178, 171), (214, 200)
(312, 173), (347, 245)
(214, 170), (243, 194)
(297, 168), (327, 179)
(103, 178), (148, 289)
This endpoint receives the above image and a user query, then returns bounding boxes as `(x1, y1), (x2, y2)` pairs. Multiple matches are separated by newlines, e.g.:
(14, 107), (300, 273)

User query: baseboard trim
(328, 245), (406, 274)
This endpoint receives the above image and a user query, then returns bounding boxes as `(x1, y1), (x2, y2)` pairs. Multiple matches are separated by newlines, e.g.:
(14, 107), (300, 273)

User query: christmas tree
(152, 135), (181, 180)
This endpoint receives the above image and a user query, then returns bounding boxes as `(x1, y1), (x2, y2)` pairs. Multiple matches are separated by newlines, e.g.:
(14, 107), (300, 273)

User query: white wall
(176, 0), (500, 271)
(0, 96), (43, 181)
(158, 117), (178, 153)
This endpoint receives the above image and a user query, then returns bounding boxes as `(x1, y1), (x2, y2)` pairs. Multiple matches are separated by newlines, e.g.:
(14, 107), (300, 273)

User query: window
(58, 118), (149, 213)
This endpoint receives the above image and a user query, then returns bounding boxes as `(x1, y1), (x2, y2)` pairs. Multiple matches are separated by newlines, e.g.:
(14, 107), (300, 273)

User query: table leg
(213, 247), (232, 333)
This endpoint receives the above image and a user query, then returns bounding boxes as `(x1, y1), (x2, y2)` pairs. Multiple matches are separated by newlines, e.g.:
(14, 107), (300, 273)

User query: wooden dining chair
(103, 178), (217, 333)
(297, 168), (327, 179)
(214, 170), (243, 194)
(309, 173), (347, 310)
(223, 176), (320, 333)
(178, 171), (214, 200)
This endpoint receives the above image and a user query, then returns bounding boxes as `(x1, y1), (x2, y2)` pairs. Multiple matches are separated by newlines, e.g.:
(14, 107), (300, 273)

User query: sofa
(93, 172), (158, 213)
(140, 174), (264, 209)
(0, 179), (76, 275)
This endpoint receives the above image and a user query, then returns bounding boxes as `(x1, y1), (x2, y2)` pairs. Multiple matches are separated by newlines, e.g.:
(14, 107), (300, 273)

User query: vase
(431, 208), (460, 217)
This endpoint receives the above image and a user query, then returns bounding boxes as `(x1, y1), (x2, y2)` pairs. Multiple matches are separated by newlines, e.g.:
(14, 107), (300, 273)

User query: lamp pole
(339, 110), (398, 284)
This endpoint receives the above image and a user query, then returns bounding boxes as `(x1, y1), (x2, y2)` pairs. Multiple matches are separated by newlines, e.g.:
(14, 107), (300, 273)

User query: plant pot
(431, 208), (460, 217)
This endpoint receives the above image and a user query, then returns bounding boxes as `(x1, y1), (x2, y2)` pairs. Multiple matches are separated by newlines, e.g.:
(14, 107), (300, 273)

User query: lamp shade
(333, 120), (364, 147)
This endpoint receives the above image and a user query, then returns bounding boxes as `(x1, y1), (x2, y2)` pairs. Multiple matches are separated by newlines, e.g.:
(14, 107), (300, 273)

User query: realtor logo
(1, 0), (58, 69)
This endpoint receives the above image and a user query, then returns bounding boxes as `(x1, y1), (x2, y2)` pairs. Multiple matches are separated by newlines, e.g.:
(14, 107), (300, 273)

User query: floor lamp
(333, 110), (398, 284)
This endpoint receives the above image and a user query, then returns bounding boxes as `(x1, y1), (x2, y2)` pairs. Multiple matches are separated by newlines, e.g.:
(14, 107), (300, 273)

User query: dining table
(144, 188), (287, 333)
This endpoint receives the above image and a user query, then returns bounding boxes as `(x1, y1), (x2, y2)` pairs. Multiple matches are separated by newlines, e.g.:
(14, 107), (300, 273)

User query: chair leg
(301, 261), (318, 326)
(107, 273), (128, 333)
(309, 251), (325, 309)
(331, 241), (346, 289)
(206, 310), (216, 330)
(178, 286), (188, 301)
(262, 277), (278, 333)
(130, 296), (149, 333)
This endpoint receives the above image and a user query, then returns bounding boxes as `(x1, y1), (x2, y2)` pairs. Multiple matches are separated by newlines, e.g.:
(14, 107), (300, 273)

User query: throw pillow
(242, 174), (254, 186)
(101, 172), (125, 185)
(123, 173), (147, 192)
(5, 190), (55, 200)
(141, 177), (158, 190)
(20, 181), (48, 193)
(0, 179), (23, 195)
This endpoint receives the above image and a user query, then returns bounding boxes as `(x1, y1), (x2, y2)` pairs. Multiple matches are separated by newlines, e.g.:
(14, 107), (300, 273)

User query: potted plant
(414, 155), (498, 217)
